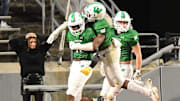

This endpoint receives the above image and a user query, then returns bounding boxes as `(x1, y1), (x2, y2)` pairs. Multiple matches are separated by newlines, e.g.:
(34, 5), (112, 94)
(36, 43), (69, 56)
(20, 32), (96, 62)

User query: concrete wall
(160, 66), (180, 101)
(0, 73), (22, 101)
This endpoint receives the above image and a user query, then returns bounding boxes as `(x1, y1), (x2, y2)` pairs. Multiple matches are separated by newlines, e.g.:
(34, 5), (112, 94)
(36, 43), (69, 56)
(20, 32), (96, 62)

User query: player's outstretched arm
(47, 21), (68, 44)
(69, 42), (94, 51)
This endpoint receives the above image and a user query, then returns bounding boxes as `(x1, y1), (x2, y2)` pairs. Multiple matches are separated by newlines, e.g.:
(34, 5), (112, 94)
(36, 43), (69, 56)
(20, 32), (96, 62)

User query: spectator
(1, 0), (11, 28)
(9, 32), (52, 101)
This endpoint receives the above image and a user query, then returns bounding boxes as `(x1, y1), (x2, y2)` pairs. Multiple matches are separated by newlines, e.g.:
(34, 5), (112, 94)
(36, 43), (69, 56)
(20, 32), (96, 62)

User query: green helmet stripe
(122, 11), (125, 18)
(72, 12), (75, 22)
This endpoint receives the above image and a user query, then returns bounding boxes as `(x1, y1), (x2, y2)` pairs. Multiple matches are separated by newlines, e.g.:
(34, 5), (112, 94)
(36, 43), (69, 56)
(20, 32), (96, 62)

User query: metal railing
(24, 84), (102, 101)
(50, 0), (60, 32)
(23, 0), (45, 34)
(99, 0), (120, 16)
(50, 0), (120, 31)
(139, 33), (160, 67)
(139, 33), (159, 52)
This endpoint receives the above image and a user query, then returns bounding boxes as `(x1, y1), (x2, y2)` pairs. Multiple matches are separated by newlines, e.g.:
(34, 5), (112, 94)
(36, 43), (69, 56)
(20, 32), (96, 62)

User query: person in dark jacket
(9, 32), (52, 101)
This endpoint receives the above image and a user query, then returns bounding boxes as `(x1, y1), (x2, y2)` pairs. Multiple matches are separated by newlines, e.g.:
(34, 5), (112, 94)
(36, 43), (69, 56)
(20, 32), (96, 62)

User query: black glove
(90, 52), (100, 68)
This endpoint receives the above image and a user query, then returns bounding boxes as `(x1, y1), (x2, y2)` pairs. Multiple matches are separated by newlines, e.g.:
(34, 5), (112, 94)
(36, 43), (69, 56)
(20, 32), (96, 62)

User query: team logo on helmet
(82, 2), (106, 22)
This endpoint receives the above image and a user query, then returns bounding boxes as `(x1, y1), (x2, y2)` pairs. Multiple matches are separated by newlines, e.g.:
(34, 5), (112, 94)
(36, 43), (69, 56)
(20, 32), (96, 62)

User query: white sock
(100, 78), (111, 97)
(106, 87), (121, 101)
(127, 80), (151, 96)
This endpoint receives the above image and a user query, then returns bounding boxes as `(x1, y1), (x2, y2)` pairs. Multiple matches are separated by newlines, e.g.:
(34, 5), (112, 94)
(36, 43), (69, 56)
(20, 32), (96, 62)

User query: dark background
(113, 0), (180, 37)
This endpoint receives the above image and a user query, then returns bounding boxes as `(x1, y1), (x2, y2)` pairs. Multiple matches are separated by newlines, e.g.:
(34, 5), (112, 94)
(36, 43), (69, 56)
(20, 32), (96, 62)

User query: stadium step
(0, 16), (20, 59)
(0, 16), (21, 32)
(0, 16), (12, 20)
(0, 28), (21, 32)
(0, 51), (16, 55)
(0, 40), (9, 44)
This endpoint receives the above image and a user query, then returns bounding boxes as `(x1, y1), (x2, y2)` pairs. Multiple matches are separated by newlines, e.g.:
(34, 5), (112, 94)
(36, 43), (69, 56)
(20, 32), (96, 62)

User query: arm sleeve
(40, 42), (52, 52)
(39, 35), (53, 52)
(93, 19), (110, 35)
(9, 37), (26, 53)
(128, 33), (139, 47)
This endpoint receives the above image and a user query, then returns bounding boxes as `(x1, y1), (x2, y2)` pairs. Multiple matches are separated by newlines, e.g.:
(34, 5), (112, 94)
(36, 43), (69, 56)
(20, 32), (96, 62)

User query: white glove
(69, 42), (81, 50)
(112, 38), (121, 47)
(133, 70), (142, 80)
(47, 34), (56, 44)
(47, 21), (68, 44)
